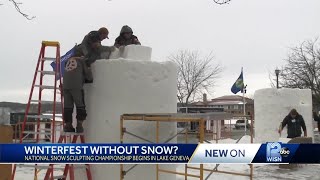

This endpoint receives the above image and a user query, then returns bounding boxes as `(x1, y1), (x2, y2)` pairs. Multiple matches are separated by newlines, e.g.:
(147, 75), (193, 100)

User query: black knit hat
(290, 109), (298, 115)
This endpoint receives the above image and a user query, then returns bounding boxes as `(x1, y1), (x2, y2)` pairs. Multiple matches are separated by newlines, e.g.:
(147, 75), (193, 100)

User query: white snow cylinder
(254, 88), (314, 143)
(75, 46), (177, 180)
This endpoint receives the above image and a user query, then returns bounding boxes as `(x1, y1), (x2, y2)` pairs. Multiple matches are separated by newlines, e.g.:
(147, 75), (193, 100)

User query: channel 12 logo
(266, 142), (290, 162)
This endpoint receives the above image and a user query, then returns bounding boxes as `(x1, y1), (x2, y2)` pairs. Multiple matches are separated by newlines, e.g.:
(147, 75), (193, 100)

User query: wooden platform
(0, 125), (13, 180)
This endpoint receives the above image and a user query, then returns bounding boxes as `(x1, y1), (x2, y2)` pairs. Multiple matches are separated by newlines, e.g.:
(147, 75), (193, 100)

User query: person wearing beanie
(75, 27), (110, 64)
(114, 25), (141, 48)
(278, 109), (307, 138)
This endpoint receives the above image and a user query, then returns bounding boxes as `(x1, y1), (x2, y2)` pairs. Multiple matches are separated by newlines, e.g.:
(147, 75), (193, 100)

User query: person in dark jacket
(278, 109), (307, 138)
(75, 27), (110, 64)
(313, 111), (320, 132)
(63, 57), (92, 133)
(114, 25), (141, 48)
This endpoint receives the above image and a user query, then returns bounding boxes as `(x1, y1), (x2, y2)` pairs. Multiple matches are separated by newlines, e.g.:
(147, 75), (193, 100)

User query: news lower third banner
(0, 143), (319, 164)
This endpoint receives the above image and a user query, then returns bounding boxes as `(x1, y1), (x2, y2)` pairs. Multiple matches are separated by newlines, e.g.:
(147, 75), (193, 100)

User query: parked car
(235, 119), (250, 129)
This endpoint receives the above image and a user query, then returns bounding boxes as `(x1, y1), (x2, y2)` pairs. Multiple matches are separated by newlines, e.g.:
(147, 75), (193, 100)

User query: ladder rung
(42, 41), (60, 47)
(21, 164), (84, 170)
(52, 167), (65, 170)
(21, 141), (48, 144)
(26, 115), (62, 119)
(53, 175), (66, 179)
(26, 128), (52, 132)
(20, 141), (54, 144)
(23, 131), (52, 135)
(38, 128), (52, 131)
(38, 141), (54, 144)
(31, 100), (61, 104)
(60, 132), (84, 136)
(38, 70), (56, 75)
(34, 85), (58, 89)
(42, 57), (57, 61)
(43, 165), (65, 170)
(20, 139), (45, 143)
(17, 164), (52, 169)
(73, 164), (88, 169)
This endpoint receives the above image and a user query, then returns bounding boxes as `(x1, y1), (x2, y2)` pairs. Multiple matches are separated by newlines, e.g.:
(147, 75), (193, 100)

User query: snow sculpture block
(75, 46), (177, 180)
(120, 45), (152, 61)
(0, 107), (10, 125)
(108, 48), (120, 59)
(100, 45), (151, 61)
(254, 88), (314, 143)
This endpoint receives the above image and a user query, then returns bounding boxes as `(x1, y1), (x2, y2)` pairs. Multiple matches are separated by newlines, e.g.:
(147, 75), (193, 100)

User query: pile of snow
(238, 135), (254, 143)
(175, 135), (320, 180)
(278, 137), (291, 143)
(208, 135), (254, 144)
(15, 164), (64, 179)
(209, 138), (237, 144)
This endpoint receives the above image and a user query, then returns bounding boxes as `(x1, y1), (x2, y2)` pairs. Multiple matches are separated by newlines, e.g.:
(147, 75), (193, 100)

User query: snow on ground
(17, 163), (320, 180)
(175, 133), (320, 180)
(15, 133), (320, 180)
(175, 163), (320, 180)
(15, 165), (63, 180)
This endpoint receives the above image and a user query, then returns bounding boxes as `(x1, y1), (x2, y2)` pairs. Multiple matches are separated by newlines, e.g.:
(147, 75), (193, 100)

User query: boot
(64, 123), (75, 132)
(76, 120), (84, 133)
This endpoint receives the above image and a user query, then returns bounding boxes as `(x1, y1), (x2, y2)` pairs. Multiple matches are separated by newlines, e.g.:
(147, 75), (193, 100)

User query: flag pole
(240, 67), (247, 135)
(243, 85), (246, 135)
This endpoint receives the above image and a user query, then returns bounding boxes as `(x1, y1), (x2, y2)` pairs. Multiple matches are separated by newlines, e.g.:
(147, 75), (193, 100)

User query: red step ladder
(19, 40), (63, 143)
(11, 41), (64, 180)
(44, 133), (92, 180)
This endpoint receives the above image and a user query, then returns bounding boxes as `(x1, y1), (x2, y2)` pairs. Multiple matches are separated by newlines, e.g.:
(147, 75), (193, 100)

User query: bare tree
(213, 0), (232, 5)
(1, 0), (35, 20)
(278, 38), (320, 108)
(168, 50), (222, 106)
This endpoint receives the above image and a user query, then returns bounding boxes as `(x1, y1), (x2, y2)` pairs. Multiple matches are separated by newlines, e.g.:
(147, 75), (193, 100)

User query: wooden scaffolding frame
(120, 113), (254, 180)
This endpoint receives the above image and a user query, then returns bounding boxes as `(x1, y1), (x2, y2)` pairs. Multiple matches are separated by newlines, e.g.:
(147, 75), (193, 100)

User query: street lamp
(275, 68), (280, 89)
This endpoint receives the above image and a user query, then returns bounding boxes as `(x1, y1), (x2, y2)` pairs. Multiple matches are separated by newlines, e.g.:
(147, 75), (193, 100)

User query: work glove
(110, 46), (117, 52)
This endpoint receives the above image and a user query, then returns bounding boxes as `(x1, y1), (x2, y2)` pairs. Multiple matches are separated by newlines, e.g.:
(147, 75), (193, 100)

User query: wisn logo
(266, 142), (290, 162)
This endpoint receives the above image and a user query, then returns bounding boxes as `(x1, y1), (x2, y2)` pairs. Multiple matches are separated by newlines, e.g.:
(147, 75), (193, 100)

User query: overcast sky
(1, 0), (320, 103)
